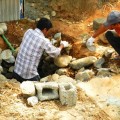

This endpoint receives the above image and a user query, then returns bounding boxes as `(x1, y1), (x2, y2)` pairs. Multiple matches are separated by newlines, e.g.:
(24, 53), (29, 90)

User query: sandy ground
(78, 75), (120, 120)
(0, 79), (110, 120)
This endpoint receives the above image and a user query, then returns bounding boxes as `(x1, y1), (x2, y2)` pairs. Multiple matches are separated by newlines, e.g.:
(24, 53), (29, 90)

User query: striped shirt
(14, 28), (61, 79)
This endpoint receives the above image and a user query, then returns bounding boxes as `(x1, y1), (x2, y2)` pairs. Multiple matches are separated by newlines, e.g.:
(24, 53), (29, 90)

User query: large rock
(1, 49), (12, 60)
(54, 55), (72, 67)
(69, 56), (97, 70)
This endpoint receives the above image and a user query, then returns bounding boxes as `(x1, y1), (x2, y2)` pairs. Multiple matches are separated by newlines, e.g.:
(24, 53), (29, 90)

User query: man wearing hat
(86, 11), (120, 59)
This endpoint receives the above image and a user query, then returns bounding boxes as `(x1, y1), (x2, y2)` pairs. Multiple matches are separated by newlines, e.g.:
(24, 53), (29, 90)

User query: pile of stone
(0, 49), (16, 79)
(0, 31), (118, 81)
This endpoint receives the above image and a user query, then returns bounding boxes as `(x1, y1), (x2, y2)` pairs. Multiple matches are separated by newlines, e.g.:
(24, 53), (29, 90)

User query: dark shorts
(13, 71), (40, 83)
(105, 31), (120, 55)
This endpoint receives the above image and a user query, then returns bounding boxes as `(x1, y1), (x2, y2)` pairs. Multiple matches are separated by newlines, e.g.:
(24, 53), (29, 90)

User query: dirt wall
(25, 0), (117, 21)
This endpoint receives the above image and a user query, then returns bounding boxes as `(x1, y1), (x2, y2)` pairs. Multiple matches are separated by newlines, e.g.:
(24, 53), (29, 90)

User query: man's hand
(86, 37), (95, 46)
(60, 41), (69, 48)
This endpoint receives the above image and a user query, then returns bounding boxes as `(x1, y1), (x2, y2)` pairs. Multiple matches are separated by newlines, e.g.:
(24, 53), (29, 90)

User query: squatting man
(87, 10), (120, 59)
(13, 18), (69, 82)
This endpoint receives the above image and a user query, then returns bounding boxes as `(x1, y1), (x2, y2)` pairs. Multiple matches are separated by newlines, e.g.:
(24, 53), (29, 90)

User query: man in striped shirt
(13, 18), (68, 82)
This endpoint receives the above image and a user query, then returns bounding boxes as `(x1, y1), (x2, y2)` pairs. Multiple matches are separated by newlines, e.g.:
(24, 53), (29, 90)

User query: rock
(0, 23), (7, 31)
(8, 66), (14, 73)
(80, 33), (90, 44)
(69, 56), (97, 70)
(50, 38), (57, 45)
(97, 68), (111, 77)
(43, 11), (48, 15)
(54, 55), (72, 67)
(1, 60), (14, 69)
(51, 11), (56, 17)
(44, 15), (50, 20)
(94, 57), (105, 68)
(36, 18), (40, 22)
(57, 75), (76, 85)
(51, 74), (59, 81)
(20, 81), (36, 96)
(64, 44), (72, 54)
(96, 46), (110, 55)
(54, 32), (61, 41)
(40, 75), (52, 82)
(1, 49), (12, 60)
(27, 96), (39, 106)
(56, 68), (68, 75)
(0, 74), (7, 81)
(5, 55), (15, 63)
(75, 70), (94, 82)
(103, 48), (114, 57)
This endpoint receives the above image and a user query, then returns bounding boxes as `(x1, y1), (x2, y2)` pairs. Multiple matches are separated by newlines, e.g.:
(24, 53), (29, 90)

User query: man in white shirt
(13, 18), (68, 82)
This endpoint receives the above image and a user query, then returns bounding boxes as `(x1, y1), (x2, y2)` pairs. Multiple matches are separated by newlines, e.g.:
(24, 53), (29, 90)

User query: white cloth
(60, 41), (69, 47)
(86, 37), (95, 46)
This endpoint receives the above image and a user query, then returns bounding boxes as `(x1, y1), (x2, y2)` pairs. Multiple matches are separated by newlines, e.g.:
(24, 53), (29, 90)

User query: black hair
(36, 18), (52, 30)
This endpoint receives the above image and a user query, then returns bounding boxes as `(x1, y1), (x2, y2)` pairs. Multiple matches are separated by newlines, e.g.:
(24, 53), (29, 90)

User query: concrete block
(35, 82), (59, 101)
(59, 83), (77, 106)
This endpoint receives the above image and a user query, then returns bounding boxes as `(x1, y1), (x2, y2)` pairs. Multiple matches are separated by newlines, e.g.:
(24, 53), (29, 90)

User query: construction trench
(1, 0), (120, 120)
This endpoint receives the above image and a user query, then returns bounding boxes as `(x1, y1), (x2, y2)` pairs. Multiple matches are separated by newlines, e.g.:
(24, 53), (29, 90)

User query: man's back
(14, 28), (45, 79)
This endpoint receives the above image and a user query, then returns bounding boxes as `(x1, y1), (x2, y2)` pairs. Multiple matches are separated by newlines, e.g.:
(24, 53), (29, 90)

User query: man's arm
(86, 24), (110, 46)
(59, 44), (64, 50)
(92, 24), (109, 38)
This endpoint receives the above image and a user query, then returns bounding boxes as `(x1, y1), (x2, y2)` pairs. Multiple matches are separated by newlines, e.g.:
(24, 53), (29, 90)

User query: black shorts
(13, 71), (40, 83)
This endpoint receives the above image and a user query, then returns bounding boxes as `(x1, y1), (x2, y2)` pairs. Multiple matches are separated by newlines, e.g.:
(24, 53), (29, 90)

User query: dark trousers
(13, 71), (40, 83)
(105, 31), (120, 55)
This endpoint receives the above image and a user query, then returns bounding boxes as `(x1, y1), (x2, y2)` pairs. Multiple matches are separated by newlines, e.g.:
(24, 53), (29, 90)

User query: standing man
(87, 11), (120, 59)
(13, 18), (68, 82)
